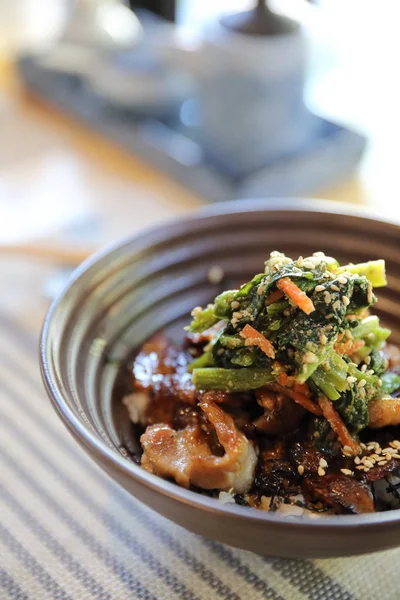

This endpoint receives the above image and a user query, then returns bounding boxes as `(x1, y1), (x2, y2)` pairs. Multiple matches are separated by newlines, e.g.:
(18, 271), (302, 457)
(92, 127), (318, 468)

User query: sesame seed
(341, 469), (353, 476)
(370, 454), (381, 461)
(315, 285), (325, 292)
(386, 453), (392, 461)
(342, 295), (350, 306)
(359, 387), (366, 398)
(342, 445), (353, 456)
(350, 362), (358, 367)
(326, 313), (335, 319)
(231, 300), (240, 309)
(375, 448), (382, 455)
(304, 261), (314, 270)
(354, 456), (361, 465)
(345, 329), (353, 340)
(361, 364), (368, 373)
(318, 467), (326, 476)
(297, 256), (304, 267)
(324, 292), (331, 304)
(363, 459), (374, 468)
(390, 440), (400, 449)
(304, 351), (318, 364)
(319, 458), (328, 468)
(330, 284), (340, 292)
(257, 284), (264, 296)
(232, 311), (243, 319)
(333, 300), (340, 310)
(377, 379), (382, 387)
(382, 447), (395, 454)
(313, 252), (325, 257)
(392, 454), (400, 460)
(357, 379), (367, 388)
(298, 465), (304, 476)
(356, 465), (367, 471)
(377, 460), (387, 466)
(367, 282), (373, 304)
(347, 376), (357, 384)
(320, 333), (328, 345)
(366, 369), (375, 376)
(338, 276), (348, 284)
(191, 306), (202, 316)
(360, 443), (367, 451)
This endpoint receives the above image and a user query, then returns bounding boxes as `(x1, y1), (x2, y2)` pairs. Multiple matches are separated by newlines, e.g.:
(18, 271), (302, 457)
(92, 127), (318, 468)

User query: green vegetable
(187, 351), (215, 373)
(335, 387), (370, 433)
(188, 306), (218, 333)
(214, 290), (237, 319)
(192, 367), (274, 391)
(352, 316), (379, 338)
(296, 345), (329, 384)
(380, 372), (400, 395)
(310, 369), (341, 401)
(367, 349), (387, 378)
(336, 259), (387, 287)
(187, 250), (391, 436)
(321, 256), (340, 270)
(266, 301), (288, 316)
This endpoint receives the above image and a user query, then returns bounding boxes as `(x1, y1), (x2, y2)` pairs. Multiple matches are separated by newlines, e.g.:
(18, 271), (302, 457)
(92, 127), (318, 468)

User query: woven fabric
(0, 314), (399, 600)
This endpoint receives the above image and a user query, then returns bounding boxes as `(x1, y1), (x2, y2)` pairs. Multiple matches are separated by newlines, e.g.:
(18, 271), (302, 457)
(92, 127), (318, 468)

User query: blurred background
(0, 0), (399, 336)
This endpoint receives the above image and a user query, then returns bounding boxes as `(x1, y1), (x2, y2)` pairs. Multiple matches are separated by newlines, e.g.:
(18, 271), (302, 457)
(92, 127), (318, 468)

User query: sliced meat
(362, 458), (399, 483)
(382, 344), (400, 373)
(253, 389), (305, 435)
(289, 442), (324, 474)
(133, 335), (189, 387)
(304, 475), (374, 514)
(368, 396), (400, 429)
(141, 400), (258, 493)
(253, 443), (300, 497)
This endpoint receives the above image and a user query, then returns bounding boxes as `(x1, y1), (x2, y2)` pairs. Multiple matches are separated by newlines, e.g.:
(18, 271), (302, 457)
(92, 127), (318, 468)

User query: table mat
(0, 313), (399, 600)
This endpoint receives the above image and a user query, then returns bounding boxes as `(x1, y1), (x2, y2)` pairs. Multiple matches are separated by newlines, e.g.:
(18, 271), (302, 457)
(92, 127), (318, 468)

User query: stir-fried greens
(125, 251), (400, 515)
(189, 252), (390, 447)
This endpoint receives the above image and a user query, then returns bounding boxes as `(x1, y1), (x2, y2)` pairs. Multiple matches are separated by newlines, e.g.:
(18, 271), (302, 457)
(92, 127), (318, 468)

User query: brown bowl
(40, 199), (400, 558)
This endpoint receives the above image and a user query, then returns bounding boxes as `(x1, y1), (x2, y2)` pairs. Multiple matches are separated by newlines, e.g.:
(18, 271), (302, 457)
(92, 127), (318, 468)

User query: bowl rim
(40, 198), (400, 531)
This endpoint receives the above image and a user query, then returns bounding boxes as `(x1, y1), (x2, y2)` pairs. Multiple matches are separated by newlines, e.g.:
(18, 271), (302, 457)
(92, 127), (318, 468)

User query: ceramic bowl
(40, 199), (400, 558)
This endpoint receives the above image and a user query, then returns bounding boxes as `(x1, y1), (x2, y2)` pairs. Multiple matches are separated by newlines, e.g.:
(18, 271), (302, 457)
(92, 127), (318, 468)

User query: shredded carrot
(285, 389), (322, 416)
(335, 338), (365, 356)
(277, 373), (310, 395)
(265, 289), (284, 306)
(336, 333), (344, 342)
(277, 372), (293, 387)
(240, 324), (275, 359)
(318, 395), (360, 455)
(276, 277), (315, 315)
(275, 375), (320, 414)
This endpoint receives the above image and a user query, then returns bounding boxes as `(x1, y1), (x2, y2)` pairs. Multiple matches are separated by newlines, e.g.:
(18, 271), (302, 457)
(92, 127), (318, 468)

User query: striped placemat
(0, 313), (399, 600)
